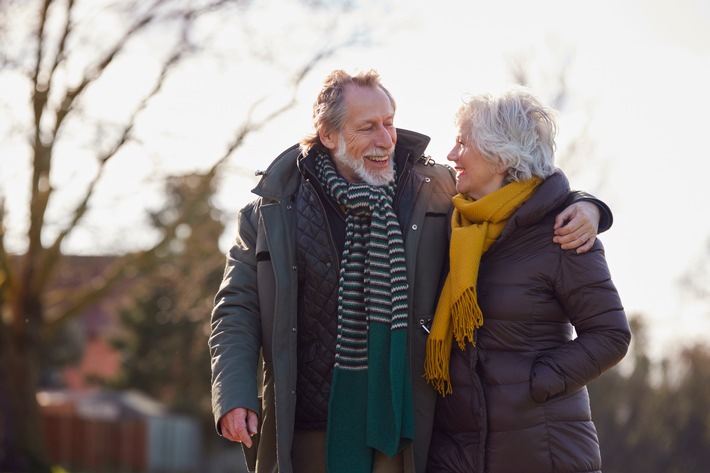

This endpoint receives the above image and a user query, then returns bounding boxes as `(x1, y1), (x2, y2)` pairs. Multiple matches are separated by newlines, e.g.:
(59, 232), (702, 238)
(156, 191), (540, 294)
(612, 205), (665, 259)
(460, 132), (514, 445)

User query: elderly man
(209, 69), (610, 473)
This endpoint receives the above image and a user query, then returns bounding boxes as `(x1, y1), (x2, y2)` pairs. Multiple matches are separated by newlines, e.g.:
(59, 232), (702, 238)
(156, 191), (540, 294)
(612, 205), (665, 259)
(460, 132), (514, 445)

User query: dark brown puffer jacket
(427, 170), (631, 473)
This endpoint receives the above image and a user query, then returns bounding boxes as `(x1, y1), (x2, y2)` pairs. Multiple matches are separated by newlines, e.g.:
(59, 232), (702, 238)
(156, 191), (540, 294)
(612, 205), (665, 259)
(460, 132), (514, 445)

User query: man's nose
(375, 125), (395, 148)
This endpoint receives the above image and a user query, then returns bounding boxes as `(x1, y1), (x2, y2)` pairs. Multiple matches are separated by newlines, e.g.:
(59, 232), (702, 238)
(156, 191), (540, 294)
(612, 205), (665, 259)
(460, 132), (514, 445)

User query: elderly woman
(424, 86), (631, 473)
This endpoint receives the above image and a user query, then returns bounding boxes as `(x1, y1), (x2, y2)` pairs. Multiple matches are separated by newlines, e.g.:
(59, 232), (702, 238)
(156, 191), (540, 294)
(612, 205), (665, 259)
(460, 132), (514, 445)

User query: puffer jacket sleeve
(209, 200), (264, 432)
(530, 239), (631, 403)
(564, 190), (614, 233)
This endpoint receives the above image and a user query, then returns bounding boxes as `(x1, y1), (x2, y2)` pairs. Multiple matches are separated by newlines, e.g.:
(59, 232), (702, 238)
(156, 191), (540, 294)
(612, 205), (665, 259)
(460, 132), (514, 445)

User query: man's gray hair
(299, 69), (396, 156)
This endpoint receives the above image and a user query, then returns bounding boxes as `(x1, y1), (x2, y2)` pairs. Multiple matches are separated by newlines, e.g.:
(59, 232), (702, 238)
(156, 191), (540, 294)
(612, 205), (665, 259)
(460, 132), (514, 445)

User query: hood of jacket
(495, 169), (570, 245)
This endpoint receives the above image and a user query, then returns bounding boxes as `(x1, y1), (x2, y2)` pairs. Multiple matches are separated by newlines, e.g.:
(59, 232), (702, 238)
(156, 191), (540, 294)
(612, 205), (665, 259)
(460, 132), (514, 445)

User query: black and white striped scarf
(316, 153), (413, 472)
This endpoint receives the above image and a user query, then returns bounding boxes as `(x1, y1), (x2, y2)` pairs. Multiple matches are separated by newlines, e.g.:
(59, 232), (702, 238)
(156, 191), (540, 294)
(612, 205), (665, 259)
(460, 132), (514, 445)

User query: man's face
(322, 84), (397, 186)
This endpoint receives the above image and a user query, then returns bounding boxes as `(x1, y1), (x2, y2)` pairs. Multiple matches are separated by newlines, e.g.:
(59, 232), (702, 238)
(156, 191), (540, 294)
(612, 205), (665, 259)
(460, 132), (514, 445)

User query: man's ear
(320, 130), (337, 150)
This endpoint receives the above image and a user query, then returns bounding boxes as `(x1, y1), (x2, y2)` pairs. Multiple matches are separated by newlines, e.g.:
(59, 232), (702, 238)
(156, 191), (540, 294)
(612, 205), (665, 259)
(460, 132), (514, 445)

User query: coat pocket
(530, 357), (566, 403)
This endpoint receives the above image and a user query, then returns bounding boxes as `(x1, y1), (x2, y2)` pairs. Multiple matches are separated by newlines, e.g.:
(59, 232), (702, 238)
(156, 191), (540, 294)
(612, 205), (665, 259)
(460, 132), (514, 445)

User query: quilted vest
(294, 177), (342, 429)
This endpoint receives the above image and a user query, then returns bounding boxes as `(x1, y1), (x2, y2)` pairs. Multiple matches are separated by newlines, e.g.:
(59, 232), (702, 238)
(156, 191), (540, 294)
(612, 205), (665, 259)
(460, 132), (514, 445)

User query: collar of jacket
(496, 169), (571, 246)
(251, 128), (431, 201)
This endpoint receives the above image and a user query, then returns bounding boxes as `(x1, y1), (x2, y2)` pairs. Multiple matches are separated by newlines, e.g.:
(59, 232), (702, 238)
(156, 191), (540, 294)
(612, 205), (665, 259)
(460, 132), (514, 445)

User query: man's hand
(553, 201), (600, 254)
(220, 407), (259, 448)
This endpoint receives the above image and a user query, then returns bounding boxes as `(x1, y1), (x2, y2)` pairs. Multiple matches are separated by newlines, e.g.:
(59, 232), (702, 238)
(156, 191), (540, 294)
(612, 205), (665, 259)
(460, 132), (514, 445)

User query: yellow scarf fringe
(425, 178), (542, 396)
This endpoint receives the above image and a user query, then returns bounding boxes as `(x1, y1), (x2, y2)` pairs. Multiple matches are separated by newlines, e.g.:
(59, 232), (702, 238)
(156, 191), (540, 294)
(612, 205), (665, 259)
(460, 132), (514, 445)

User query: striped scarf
(316, 154), (414, 473)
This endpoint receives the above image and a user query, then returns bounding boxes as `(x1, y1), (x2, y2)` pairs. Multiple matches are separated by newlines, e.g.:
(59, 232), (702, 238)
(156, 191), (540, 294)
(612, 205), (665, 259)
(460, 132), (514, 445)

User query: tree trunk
(0, 333), (27, 472)
(0, 284), (52, 473)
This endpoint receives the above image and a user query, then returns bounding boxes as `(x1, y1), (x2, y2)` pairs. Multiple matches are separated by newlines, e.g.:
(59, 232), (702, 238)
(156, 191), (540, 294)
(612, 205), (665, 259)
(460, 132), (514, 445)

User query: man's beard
(332, 136), (395, 187)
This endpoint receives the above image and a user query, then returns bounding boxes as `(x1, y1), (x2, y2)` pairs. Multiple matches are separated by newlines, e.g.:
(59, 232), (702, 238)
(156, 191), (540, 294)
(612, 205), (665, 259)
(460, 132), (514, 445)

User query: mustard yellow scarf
(424, 178), (541, 396)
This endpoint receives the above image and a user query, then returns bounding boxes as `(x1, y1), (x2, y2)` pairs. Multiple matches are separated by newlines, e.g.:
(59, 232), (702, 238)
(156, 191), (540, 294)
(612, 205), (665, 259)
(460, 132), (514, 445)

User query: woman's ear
(490, 162), (508, 175)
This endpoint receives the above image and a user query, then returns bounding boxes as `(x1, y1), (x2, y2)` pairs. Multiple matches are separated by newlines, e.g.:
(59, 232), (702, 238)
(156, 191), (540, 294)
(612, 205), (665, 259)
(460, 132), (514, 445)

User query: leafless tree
(0, 0), (374, 470)
(507, 40), (610, 195)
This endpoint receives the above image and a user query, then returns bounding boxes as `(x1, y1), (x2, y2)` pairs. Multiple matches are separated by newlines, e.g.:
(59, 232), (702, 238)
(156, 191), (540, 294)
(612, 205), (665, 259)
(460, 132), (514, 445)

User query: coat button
(411, 224), (418, 231)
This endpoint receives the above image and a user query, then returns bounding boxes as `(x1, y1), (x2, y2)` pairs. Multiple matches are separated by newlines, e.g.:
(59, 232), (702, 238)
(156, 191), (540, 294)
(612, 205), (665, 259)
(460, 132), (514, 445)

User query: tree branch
(43, 178), (198, 333)
(37, 12), (195, 291)
(209, 41), (348, 175)
(46, 0), (74, 86)
(27, 0), (55, 260)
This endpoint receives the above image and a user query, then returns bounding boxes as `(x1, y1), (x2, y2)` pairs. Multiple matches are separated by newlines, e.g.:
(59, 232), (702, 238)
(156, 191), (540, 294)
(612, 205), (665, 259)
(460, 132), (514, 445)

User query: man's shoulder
(395, 128), (430, 159)
(264, 143), (301, 175)
(251, 144), (302, 199)
(413, 155), (456, 186)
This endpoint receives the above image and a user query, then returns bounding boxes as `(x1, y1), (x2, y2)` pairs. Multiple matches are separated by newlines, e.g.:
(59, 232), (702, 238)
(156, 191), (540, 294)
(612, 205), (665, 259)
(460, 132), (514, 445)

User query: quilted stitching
(295, 180), (340, 428)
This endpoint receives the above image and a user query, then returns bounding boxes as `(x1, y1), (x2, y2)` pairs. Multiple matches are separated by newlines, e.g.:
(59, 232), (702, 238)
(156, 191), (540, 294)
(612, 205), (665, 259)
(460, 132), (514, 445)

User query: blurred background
(1, 0), (709, 472)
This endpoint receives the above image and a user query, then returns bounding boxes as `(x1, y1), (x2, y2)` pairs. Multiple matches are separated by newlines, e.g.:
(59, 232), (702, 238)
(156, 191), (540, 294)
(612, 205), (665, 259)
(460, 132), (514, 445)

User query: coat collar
(251, 128), (431, 201)
(498, 169), (571, 241)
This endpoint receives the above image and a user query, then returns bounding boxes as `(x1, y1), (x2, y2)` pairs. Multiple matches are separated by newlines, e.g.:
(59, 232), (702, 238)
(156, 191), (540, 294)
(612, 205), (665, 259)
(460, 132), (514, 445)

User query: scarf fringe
(452, 287), (483, 350)
(425, 338), (453, 396)
(425, 288), (484, 396)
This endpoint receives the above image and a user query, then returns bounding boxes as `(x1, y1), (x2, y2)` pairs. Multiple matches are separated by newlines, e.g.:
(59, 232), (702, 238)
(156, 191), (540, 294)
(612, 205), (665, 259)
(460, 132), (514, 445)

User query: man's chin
(360, 168), (395, 187)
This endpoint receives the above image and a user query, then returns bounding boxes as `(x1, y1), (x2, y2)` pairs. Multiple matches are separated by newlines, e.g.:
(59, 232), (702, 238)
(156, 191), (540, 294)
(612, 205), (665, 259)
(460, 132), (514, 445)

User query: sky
(2, 0), (710, 358)
(230, 0), (710, 357)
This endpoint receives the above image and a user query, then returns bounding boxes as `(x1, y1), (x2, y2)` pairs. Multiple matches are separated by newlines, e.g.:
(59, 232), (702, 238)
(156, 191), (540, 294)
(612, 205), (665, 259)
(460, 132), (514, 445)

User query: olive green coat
(209, 129), (456, 473)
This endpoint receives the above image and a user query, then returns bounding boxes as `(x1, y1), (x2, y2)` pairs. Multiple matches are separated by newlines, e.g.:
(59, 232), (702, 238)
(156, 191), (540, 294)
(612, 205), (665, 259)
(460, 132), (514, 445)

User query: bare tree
(507, 40), (610, 195)
(0, 0), (374, 470)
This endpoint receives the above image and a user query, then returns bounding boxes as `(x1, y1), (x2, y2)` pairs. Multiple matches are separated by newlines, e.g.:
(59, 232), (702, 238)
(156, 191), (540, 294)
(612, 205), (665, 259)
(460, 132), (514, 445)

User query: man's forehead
(344, 86), (394, 123)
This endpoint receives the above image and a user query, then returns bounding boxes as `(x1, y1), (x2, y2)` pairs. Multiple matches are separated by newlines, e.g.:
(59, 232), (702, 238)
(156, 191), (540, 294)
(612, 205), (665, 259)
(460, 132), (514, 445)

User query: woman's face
(447, 129), (506, 200)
